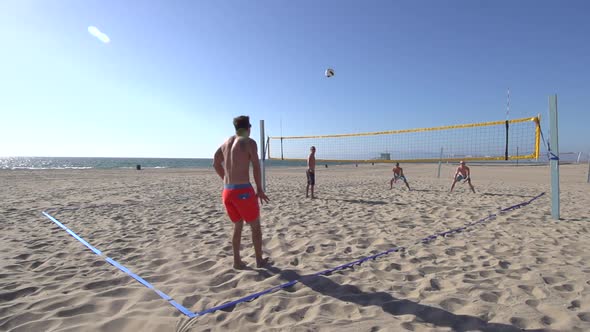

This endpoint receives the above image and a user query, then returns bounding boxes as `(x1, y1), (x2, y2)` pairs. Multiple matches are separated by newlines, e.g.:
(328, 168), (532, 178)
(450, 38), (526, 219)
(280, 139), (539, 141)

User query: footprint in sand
(479, 270), (493, 278)
(536, 257), (548, 264)
(0, 286), (38, 302)
(525, 299), (539, 308)
(404, 274), (422, 282)
(479, 292), (499, 303)
(30, 261), (43, 269)
(386, 263), (402, 272)
(444, 248), (456, 256)
(428, 278), (441, 291)
(553, 284), (574, 292)
(540, 315), (554, 326)
(439, 297), (466, 311)
(542, 276), (560, 285)
(509, 317), (528, 329)
(568, 300), (581, 311)
(13, 253), (30, 260)
(577, 312), (590, 322)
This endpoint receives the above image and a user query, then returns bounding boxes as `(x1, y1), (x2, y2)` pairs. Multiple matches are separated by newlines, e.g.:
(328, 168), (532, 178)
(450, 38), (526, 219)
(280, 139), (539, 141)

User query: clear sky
(1, 0), (588, 158)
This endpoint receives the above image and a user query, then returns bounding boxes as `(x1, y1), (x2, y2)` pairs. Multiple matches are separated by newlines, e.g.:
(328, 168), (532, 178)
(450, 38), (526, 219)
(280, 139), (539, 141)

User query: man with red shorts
(213, 115), (270, 269)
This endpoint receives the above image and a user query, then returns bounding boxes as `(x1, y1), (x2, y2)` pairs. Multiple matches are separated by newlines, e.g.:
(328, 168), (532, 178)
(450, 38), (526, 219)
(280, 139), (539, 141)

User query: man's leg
(311, 185), (315, 199)
(232, 220), (246, 269)
(404, 179), (411, 191)
(306, 183), (310, 198)
(249, 219), (269, 267)
(390, 178), (394, 189)
(468, 179), (475, 193)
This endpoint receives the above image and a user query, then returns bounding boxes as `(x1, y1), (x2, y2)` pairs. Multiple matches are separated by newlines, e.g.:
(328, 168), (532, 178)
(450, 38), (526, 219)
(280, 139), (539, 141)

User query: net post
(549, 95), (560, 220)
(535, 114), (541, 160)
(577, 152), (582, 164)
(437, 147), (443, 178)
(587, 152), (590, 184)
(505, 120), (509, 160)
(516, 146), (519, 166)
(260, 120), (266, 192)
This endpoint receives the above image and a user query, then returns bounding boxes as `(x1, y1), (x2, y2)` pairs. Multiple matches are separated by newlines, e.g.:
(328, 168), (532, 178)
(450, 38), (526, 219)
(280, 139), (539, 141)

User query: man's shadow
(411, 189), (444, 193)
(251, 266), (550, 332)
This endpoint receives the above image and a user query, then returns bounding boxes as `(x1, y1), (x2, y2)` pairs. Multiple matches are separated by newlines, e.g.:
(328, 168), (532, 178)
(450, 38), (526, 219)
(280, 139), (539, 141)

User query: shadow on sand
(482, 192), (536, 198)
(178, 265), (553, 332)
(257, 267), (551, 332)
(321, 198), (393, 206)
(411, 189), (445, 193)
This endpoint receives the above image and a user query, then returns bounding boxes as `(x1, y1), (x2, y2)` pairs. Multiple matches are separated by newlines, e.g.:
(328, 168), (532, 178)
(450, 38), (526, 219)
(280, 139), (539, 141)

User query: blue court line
(41, 211), (196, 318)
(41, 192), (544, 320)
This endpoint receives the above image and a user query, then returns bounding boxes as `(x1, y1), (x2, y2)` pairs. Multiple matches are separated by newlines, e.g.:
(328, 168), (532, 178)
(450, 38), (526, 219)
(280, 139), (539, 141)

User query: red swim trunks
(222, 183), (260, 223)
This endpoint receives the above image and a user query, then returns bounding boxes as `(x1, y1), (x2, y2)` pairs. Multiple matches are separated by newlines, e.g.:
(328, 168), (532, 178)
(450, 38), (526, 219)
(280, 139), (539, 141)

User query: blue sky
(1, 0), (588, 158)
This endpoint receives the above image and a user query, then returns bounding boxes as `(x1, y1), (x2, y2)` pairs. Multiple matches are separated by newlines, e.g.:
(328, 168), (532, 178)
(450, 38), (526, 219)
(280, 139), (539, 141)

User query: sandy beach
(1, 163), (589, 331)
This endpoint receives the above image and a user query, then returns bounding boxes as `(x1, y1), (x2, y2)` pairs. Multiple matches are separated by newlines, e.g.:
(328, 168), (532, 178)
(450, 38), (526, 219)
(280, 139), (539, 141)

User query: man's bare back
(219, 135), (256, 185)
(308, 152), (316, 173)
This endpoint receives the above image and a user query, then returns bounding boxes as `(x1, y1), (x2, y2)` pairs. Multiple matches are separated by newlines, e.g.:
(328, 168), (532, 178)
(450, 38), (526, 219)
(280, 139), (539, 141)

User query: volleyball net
(268, 116), (541, 163)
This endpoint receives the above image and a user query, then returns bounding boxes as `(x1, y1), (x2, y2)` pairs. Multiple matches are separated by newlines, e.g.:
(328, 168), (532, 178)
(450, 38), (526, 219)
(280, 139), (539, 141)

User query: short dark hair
(233, 115), (251, 131)
(396, 162), (399, 166)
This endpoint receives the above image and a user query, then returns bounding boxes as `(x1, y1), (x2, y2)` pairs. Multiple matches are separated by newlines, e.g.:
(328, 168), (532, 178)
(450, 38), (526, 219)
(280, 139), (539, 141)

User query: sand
(1, 163), (589, 331)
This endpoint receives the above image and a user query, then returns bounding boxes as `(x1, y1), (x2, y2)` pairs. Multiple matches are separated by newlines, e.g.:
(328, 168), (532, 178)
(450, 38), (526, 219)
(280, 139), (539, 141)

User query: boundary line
(41, 211), (196, 318)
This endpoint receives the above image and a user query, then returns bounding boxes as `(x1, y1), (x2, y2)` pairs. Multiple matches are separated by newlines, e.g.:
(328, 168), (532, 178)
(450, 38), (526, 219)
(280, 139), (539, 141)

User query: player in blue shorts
(390, 163), (411, 191)
(450, 161), (475, 193)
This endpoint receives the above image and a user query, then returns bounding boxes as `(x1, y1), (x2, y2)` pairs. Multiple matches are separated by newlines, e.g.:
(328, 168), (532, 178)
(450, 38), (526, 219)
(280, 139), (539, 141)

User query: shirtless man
(213, 115), (270, 269)
(450, 160), (475, 193)
(306, 146), (316, 199)
(390, 162), (411, 191)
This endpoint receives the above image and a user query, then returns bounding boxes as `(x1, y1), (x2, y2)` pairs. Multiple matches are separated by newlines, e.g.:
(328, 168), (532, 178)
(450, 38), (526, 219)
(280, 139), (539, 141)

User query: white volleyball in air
(325, 68), (335, 78)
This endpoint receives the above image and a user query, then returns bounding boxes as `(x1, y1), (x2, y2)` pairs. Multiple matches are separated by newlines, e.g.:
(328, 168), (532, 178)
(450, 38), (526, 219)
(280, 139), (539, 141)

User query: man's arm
(213, 147), (225, 180)
(250, 140), (263, 191)
(250, 140), (270, 203)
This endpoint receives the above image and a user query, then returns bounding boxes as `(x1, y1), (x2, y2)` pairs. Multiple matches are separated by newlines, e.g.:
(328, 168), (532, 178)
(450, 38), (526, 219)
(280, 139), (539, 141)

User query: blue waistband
(224, 183), (253, 190)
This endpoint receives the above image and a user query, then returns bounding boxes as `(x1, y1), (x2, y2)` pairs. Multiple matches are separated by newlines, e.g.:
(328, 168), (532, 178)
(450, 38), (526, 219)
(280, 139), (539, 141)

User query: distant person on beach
(450, 160), (476, 193)
(213, 115), (270, 269)
(390, 162), (411, 191)
(306, 146), (316, 198)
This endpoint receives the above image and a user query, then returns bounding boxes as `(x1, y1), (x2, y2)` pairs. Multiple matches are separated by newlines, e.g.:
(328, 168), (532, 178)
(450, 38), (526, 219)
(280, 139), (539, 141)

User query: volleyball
(325, 68), (334, 77)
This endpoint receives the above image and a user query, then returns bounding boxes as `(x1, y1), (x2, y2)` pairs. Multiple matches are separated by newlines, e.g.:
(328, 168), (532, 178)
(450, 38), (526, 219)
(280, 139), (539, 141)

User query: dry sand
(1, 163), (589, 331)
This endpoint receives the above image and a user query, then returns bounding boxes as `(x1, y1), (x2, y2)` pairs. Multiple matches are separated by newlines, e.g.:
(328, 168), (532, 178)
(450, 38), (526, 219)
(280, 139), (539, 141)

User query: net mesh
(268, 116), (540, 162)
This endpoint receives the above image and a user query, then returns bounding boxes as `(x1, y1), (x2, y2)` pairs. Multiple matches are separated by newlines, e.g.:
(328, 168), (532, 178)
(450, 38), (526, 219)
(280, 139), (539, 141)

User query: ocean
(0, 154), (585, 170)
(0, 157), (308, 170)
